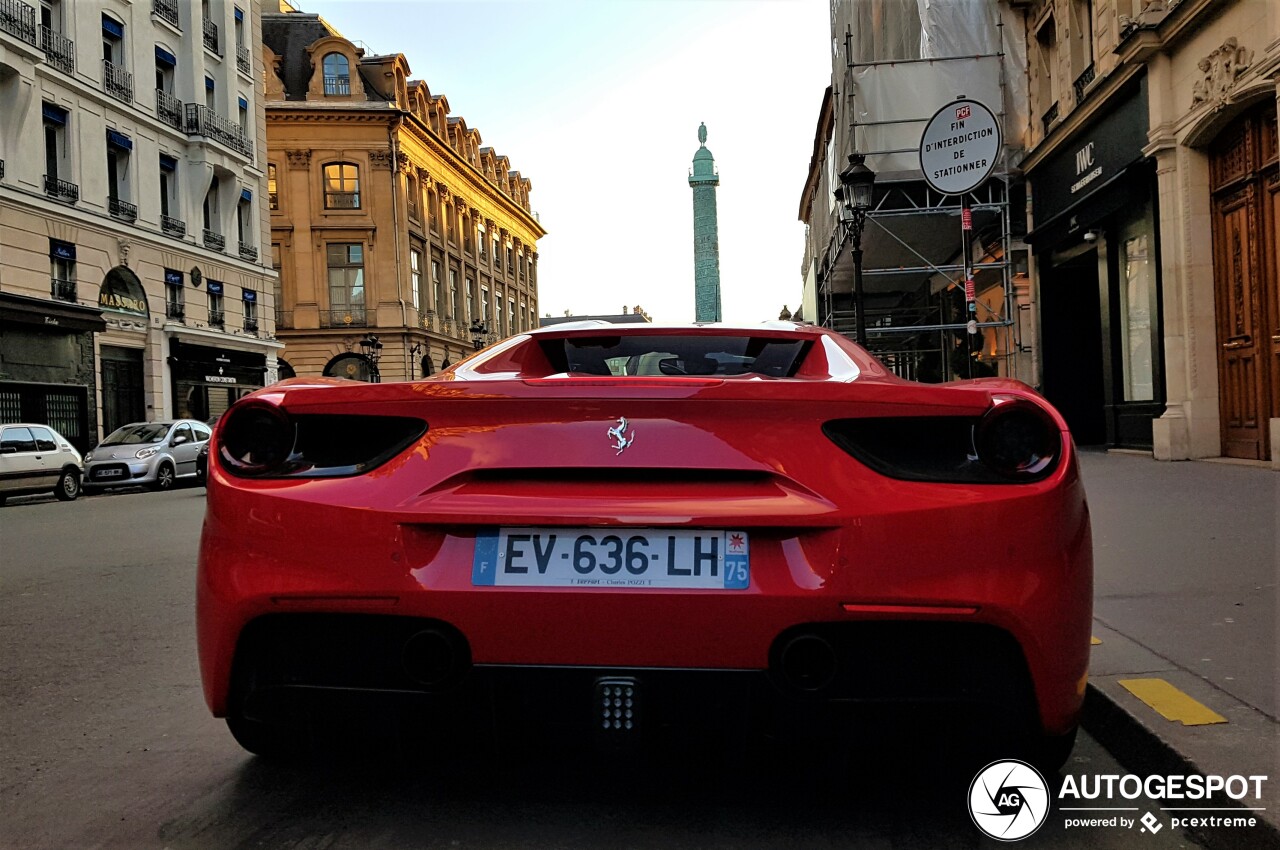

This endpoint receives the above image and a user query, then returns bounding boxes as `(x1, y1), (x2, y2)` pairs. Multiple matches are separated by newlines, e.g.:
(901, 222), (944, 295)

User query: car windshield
(100, 423), (172, 446)
(546, 335), (810, 378)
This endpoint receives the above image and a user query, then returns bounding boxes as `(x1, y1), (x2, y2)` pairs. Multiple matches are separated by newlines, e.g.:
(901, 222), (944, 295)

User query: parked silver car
(0, 423), (84, 504)
(84, 420), (212, 492)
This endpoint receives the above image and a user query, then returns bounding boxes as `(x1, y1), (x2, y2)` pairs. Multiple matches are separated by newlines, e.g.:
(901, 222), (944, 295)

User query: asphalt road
(0, 488), (1204, 849)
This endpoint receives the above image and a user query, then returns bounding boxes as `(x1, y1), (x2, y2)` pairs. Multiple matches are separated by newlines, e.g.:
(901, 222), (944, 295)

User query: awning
(1024, 161), (1152, 251)
(0, 292), (106, 334)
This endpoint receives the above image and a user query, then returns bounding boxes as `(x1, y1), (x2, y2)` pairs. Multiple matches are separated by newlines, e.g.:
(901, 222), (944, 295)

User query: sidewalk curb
(1082, 683), (1280, 850)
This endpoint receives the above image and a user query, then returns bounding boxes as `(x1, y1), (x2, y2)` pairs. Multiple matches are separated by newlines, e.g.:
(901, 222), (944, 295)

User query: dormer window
(323, 52), (350, 96)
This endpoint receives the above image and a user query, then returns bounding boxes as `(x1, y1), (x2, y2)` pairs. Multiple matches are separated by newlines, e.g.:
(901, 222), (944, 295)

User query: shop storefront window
(1120, 231), (1154, 401)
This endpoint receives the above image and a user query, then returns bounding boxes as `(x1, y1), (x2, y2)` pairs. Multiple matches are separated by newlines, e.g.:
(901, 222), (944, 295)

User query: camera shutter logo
(968, 759), (1050, 841)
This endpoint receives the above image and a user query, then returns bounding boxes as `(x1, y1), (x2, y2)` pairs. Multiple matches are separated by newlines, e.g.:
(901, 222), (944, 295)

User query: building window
(166, 279), (185, 319)
(155, 46), (176, 94)
(480, 285), (489, 322)
(242, 289), (259, 332)
(466, 276), (475, 324)
(237, 95), (248, 131)
(463, 213), (473, 253)
(492, 235), (500, 264)
(495, 296), (503, 337)
(205, 75), (215, 109)
(102, 14), (125, 67)
(406, 173), (419, 220)
(428, 188), (438, 233)
(431, 259), (441, 312)
(327, 243), (365, 324)
(267, 163), (278, 210)
(236, 192), (253, 251)
(410, 247), (422, 312)
(42, 103), (68, 185)
(478, 223), (486, 258)
(203, 175), (220, 233)
(448, 267), (458, 321)
(323, 52), (350, 96)
(508, 297), (515, 336)
(323, 162), (360, 209)
(208, 281), (225, 327)
(1035, 15), (1058, 124)
(106, 133), (131, 207)
(50, 240), (76, 302)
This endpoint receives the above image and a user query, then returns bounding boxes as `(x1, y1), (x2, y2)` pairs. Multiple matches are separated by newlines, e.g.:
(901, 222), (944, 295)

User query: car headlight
(217, 400), (425, 479)
(84, 451), (94, 462)
(136, 447), (159, 459)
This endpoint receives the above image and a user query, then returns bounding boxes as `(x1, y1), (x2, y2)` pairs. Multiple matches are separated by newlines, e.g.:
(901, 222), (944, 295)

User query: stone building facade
(0, 0), (277, 448)
(1021, 0), (1279, 460)
(262, 8), (545, 382)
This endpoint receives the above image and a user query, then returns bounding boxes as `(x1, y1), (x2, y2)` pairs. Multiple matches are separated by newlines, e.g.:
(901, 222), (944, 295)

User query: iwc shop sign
(919, 99), (1002, 195)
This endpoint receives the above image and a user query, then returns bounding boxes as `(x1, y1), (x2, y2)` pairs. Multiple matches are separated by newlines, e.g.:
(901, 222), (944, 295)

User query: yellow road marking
(1091, 636), (1102, 645)
(1118, 678), (1227, 726)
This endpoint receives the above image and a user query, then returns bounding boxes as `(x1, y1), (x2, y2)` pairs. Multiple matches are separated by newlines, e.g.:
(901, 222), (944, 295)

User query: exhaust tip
(777, 633), (839, 692)
(402, 627), (468, 688)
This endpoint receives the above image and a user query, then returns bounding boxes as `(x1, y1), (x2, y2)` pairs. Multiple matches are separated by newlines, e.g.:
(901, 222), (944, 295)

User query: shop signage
(919, 98), (1002, 195)
(1030, 77), (1149, 230)
(97, 266), (150, 319)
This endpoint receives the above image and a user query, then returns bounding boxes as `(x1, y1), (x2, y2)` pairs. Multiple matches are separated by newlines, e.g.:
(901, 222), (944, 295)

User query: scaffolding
(820, 0), (1029, 382)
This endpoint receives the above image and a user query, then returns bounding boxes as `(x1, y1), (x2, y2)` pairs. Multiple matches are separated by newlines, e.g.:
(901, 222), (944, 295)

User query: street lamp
(358, 333), (383, 382)
(468, 319), (488, 351)
(837, 152), (876, 347)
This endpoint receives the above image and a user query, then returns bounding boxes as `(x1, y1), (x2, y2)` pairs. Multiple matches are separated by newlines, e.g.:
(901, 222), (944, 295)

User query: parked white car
(0, 423), (84, 504)
(83, 420), (211, 492)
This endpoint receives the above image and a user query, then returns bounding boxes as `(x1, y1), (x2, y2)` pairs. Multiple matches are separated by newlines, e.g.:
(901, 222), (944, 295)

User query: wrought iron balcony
(0, 0), (37, 45)
(238, 242), (258, 262)
(324, 191), (359, 209)
(202, 17), (219, 53)
(319, 309), (367, 328)
(243, 317), (259, 334)
(108, 197), (137, 221)
(0, 159), (4, 179)
(43, 175), (78, 203)
(184, 103), (253, 158)
(39, 25), (73, 75)
(161, 214), (186, 238)
(156, 89), (183, 129)
(50, 278), (76, 302)
(1041, 101), (1060, 135)
(236, 44), (250, 75)
(203, 229), (225, 251)
(208, 310), (225, 327)
(103, 61), (133, 104)
(323, 75), (350, 96)
(166, 302), (185, 320)
(152, 0), (179, 29)
(1073, 63), (1096, 103)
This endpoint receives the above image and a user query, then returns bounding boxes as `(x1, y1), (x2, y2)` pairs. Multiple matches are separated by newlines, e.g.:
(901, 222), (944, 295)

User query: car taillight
(216, 402), (426, 479)
(974, 399), (1061, 480)
(218, 401), (296, 477)
(823, 399), (1062, 484)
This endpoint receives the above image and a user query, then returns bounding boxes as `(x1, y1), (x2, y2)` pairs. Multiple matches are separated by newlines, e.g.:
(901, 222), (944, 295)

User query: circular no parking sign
(919, 99), (1001, 195)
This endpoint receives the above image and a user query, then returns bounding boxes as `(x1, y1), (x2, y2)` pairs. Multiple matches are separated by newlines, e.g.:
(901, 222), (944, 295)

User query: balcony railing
(243, 317), (259, 334)
(43, 175), (78, 203)
(1041, 102), (1060, 135)
(0, 0), (37, 45)
(319, 309), (367, 328)
(184, 103), (253, 158)
(1073, 63), (1096, 103)
(323, 75), (350, 96)
(208, 310), (224, 327)
(236, 44), (250, 74)
(166, 302), (185, 320)
(238, 242), (258, 262)
(0, 159), (4, 179)
(103, 60), (133, 104)
(324, 191), (359, 209)
(202, 18), (219, 53)
(203, 229), (225, 251)
(156, 89), (184, 128)
(161, 214), (185, 238)
(39, 25), (73, 75)
(152, 0), (179, 29)
(108, 197), (137, 221)
(50, 278), (76, 302)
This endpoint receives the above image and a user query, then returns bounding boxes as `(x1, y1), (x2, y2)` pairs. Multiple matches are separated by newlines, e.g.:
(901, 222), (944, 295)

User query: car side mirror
(172, 435), (189, 446)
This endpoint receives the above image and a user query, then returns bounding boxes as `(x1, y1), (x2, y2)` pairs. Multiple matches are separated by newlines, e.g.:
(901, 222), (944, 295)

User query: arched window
(322, 53), (350, 95)
(323, 162), (360, 209)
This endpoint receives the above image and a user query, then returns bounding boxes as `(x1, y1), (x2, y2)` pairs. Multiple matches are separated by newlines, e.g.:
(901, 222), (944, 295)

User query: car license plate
(97, 469), (123, 477)
(472, 527), (749, 590)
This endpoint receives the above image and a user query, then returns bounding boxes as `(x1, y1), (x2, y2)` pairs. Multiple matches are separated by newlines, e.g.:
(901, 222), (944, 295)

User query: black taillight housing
(823, 399), (1062, 484)
(217, 402), (426, 479)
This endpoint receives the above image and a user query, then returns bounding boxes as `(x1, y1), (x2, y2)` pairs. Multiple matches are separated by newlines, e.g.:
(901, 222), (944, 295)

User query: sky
(303, 0), (832, 325)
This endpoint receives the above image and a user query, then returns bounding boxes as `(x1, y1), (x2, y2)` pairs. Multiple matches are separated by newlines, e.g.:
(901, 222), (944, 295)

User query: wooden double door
(1211, 103), (1280, 459)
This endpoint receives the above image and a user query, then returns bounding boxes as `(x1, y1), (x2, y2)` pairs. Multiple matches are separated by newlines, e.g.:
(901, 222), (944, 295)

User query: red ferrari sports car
(197, 323), (1092, 766)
